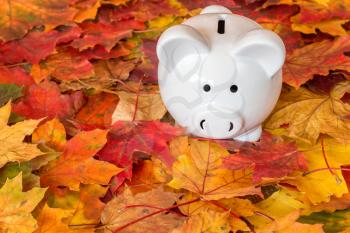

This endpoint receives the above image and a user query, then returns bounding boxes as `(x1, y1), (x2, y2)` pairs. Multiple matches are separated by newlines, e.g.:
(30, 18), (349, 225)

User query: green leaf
(298, 209), (350, 233)
(0, 84), (23, 106)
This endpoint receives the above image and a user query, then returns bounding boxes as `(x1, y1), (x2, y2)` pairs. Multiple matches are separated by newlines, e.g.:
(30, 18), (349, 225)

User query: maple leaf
(0, 66), (35, 87)
(0, 101), (43, 168)
(264, 0), (350, 36)
(0, 0), (77, 41)
(112, 89), (167, 122)
(13, 81), (84, 120)
(73, 0), (101, 23)
(223, 132), (307, 182)
(283, 36), (350, 88)
(266, 81), (350, 144)
(98, 121), (183, 191)
(70, 20), (145, 52)
(40, 129), (122, 190)
(178, 0), (237, 10)
(172, 209), (233, 233)
(98, 0), (179, 22)
(0, 26), (82, 64)
(99, 186), (185, 233)
(69, 184), (108, 225)
(75, 92), (119, 129)
(33, 50), (95, 81)
(32, 118), (67, 151)
(34, 204), (94, 233)
(299, 209), (350, 233)
(168, 139), (261, 200)
(285, 138), (350, 204)
(0, 173), (47, 233)
(257, 211), (324, 233)
(0, 83), (23, 106)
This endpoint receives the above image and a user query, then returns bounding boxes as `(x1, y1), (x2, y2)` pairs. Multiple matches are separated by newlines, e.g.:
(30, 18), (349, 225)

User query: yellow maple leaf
(100, 186), (184, 233)
(257, 211), (324, 233)
(168, 139), (261, 200)
(32, 118), (67, 151)
(265, 81), (350, 145)
(0, 101), (43, 168)
(172, 210), (233, 233)
(112, 89), (167, 122)
(73, 0), (101, 23)
(0, 173), (46, 233)
(34, 204), (94, 233)
(286, 138), (350, 204)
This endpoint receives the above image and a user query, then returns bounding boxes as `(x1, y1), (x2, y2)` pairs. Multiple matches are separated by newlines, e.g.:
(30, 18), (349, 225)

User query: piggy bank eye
(230, 85), (238, 93)
(203, 84), (211, 92)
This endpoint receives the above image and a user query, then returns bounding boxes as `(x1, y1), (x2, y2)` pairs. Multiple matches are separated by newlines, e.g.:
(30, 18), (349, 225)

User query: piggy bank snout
(192, 110), (243, 139)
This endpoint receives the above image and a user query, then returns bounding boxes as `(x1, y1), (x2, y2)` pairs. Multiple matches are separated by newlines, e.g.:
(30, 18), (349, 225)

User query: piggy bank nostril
(229, 122), (234, 131)
(200, 119), (206, 130)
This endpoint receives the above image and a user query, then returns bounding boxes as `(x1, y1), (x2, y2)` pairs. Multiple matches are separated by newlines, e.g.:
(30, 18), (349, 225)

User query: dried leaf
(266, 81), (350, 144)
(168, 140), (261, 200)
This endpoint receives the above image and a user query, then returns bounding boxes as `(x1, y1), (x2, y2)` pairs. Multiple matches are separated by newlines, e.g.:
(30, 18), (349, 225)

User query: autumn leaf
(223, 132), (307, 182)
(257, 211), (324, 233)
(168, 139), (261, 200)
(13, 81), (84, 120)
(69, 184), (108, 225)
(264, 0), (350, 36)
(0, 101), (43, 168)
(0, 83), (23, 106)
(283, 36), (350, 88)
(73, 0), (101, 23)
(32, 118), (67, 151)
(299, 209), (350, 233)
(75, 92), (119, 129)
(99, 0), (179, 22)
(285, 138), (350, 204)
(172, 210), (233, 233)
(0, 26), (82, 64)
(70, 20), (145, 52)
(40, 129), (122, 190)
(112, 89), (167, 122)
(0, 66), (35, 87)
(177, 0), (236, 11)
(35, 50), (95, 81)
(98, 121), (183, 191)
(34, 204), (94, 233)
(99, 186), (185, 233)
(0, 173), (47, 233)
(0, 0), (77, 41)
(265, 81), (350, 144)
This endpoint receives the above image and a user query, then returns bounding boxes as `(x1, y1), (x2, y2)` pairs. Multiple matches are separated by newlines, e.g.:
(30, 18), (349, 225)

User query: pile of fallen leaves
(0, 0), (350, 232)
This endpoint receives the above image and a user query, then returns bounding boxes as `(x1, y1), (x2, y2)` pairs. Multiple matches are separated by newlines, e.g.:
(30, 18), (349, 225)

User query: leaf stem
(303, 167), (350, 176)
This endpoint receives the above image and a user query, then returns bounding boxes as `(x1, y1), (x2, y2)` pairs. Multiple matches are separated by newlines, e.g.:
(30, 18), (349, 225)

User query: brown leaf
(99, 186), (184, 233)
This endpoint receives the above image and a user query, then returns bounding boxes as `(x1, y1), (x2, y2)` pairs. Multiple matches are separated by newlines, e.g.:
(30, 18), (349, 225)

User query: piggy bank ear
(157, 24), (209, 76)
(232, 29), (286, 78)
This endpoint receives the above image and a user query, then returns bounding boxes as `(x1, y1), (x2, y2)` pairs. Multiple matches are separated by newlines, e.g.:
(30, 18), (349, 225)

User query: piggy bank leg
(234, 125), (262, 142)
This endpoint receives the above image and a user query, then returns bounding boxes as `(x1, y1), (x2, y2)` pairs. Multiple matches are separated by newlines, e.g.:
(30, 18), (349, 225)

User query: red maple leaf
(0, 66), (35, 87)
(98, 121), (184, 191)
(0, 26), (81, 64)
(70, 20), (144, 52)
(223, 132), (308, 182)
(98, 0), (178, 22)
(12, 81), (84, 120)
(178, 0), (237, 10)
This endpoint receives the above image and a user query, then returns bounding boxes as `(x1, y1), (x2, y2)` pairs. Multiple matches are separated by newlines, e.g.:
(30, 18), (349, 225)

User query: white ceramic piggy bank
(156, 5), (286, 142)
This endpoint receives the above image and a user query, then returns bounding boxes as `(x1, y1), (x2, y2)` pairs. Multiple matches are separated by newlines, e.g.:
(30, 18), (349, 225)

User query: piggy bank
(156, 5), (286, 142)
